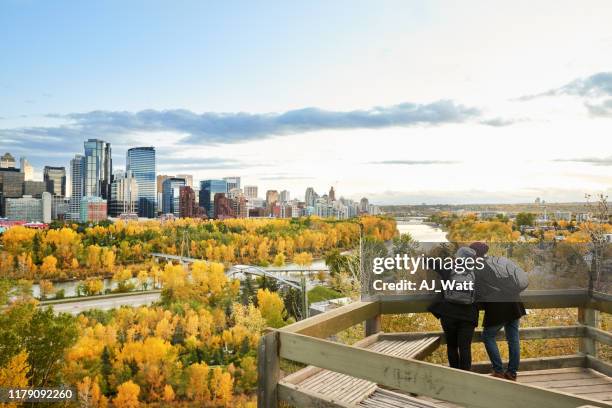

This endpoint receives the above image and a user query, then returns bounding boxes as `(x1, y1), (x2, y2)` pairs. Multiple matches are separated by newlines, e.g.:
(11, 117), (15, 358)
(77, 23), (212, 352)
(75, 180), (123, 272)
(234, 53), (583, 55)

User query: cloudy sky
(1, 0), (612, 204)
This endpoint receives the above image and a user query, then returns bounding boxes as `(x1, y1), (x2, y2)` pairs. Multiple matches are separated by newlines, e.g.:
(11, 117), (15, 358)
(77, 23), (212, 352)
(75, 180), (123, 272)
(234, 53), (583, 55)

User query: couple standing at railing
(428, 242), (529, 381)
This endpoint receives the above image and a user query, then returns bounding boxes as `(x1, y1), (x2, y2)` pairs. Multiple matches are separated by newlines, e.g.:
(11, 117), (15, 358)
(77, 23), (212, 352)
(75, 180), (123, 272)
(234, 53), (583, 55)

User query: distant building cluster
(0, 144), (379, 224)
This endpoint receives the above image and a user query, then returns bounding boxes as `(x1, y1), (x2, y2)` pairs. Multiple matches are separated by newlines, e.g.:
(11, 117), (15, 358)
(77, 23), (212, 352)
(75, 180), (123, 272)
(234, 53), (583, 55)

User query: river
(396, 219), (448, 243)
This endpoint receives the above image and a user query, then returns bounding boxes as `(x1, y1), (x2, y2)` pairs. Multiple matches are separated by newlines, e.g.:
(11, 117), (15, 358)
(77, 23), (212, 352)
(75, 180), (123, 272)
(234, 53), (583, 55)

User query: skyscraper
(280, 190), (290, 203)
(199, 179), (228, 218)
(305, 187), (317, 207)
(43, 166), (66, 197)
(69, 154), (85, 220)
(329, 186), (336, 202)
(223, 176), (241, 191)
(126, 147), (156, 218)
(84, 139), (112, 200)
(244, 185), (258, 199)
(110, 171), (139, 217)
(20, 157), (33, 181)
(162, 177), (186, 216)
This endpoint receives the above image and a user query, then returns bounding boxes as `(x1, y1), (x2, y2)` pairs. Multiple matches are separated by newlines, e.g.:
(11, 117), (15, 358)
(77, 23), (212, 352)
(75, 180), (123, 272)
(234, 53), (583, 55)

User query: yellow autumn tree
(256, 289), (286, 328)
(210, 366), (234, 406)
(114, 381), (140, 408)
(40, 255), (58, 277)
(186, 362), (210, 402)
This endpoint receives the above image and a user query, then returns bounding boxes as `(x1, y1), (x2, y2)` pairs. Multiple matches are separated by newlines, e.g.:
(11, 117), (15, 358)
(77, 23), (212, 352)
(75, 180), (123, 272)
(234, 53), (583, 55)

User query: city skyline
(1, 1), (612, 204)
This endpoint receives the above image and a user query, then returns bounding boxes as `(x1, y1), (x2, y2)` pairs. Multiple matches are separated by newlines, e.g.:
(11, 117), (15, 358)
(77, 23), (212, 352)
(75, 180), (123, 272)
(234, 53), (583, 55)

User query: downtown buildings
(126, 147), (156, 218)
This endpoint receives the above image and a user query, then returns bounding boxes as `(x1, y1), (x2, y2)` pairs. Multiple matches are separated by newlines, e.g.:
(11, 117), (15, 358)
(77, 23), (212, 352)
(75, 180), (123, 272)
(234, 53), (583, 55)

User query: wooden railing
(258, 289), (612, 408)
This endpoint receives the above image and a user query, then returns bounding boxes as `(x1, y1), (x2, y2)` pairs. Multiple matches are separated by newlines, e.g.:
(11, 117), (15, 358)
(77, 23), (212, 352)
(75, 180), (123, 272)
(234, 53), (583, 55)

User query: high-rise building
(266, 190), (279, 206)
(0, 153), (16, 168)
(280, 190), (290, 203)
(23, 181), (45, 198)
(43, 166), (66, 197)
(199, 179), (228, 218)
(223, 176), (241, 191)
(19, 157), (33, 181)
(305, 187), (317, 207)
(244, 185), (258, 199)
(110, 171), (139, 217)
(69, 154), (85, 220)
(84, 139), (112, 200)
(360, 197), (369, 213)
(6, 195), (42, 222)
(176, 174), (193, 188)
(126, 147), (156, 218)
(179, 186), (204, 218)
(162, 177), (186, 216)
(0, 168), (25, 217)
(329, 186), (336, 202)
(214, 193), (235, 219)
(156, 174), (173, 213)
(80, 196), (108, 223)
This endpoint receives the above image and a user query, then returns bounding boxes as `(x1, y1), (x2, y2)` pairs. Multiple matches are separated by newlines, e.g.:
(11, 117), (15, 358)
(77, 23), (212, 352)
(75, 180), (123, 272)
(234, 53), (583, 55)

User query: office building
(156, 174), (173, 212)
(52, 196), (70, 221)
(20, 157), (33, 181)
(0, 153), (16, 168)
(80, 196), (107, 223)
(110, 171), (139, 217)
(199, 179), (227, 218)
(0, 168), (25, 217)
(244, 185), (258, 199)
(179, 186), (204, 218)
(84, 139), (112, 200)
(305, 187), (317, 207)
(69, 154), (85, 221)
(214, 193), (235, 219)
(329, 186), (336, 202)
(360, 197), (369, 213)
(280, 190), (290, 203)
(5, 193), (51, 223)
(43, 166), (66, 197)
(266, 190), (279, 206)
(176, 174), (193, 188)
(23, 180), (45, 198)
(223, 176), (241, 191)
(126, 147), (156, 218)
(162, 177), (186, 216)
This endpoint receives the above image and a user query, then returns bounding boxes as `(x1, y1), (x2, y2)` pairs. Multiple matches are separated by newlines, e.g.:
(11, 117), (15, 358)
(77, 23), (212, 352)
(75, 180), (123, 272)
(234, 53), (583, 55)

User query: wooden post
(578, 307), (599, 356)
(258, 331), (280, 408)
(365, 314), (381, 337)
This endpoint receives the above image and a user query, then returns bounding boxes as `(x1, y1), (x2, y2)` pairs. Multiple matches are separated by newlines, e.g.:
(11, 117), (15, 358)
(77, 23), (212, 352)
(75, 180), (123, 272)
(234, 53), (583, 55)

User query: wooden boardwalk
(281, 337), (612, 407)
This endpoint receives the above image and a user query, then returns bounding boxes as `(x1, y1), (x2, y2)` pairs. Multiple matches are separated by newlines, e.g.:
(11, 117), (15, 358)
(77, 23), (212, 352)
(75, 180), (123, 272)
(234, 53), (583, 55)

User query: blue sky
(1, 1), (612, 204)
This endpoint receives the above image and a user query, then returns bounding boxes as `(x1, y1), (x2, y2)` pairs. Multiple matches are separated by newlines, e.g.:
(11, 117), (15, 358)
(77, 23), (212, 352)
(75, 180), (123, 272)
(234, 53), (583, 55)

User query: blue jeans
(482, 319), (520, 375)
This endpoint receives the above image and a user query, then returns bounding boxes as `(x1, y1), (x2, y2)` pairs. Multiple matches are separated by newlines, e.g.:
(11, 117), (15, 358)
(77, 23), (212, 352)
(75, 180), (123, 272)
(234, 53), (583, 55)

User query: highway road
(44, 292), (161, 315)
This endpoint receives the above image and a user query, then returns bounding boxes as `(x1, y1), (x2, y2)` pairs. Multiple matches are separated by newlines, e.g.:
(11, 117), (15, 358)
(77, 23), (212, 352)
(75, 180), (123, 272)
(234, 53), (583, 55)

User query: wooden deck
(281, 335), (441, 406)
(283, 361), (612, 407)
(261, 290), (612, 408)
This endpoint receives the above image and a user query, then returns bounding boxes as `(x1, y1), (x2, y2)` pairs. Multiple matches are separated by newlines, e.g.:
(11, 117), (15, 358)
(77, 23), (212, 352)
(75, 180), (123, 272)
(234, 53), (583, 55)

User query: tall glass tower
(69, 154), (85, 220)
(199, 179), (228, 218)
(83, 139), (112, 200)
(126, 147), (156, 218)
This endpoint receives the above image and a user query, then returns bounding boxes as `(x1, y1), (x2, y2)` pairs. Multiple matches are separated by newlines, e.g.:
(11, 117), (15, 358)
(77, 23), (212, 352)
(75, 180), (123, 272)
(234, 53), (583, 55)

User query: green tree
(516, 212), (536, 228)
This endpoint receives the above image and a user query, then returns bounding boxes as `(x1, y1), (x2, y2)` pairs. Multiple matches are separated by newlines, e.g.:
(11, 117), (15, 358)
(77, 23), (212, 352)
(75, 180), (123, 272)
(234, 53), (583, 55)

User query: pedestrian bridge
(257, 289), (612, 407)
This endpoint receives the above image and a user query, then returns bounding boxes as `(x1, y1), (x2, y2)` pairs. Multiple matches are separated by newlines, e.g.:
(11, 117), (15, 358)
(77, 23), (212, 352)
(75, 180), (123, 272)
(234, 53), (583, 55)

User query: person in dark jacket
(428, 247), (479, 371)
(470, 242), (526, 381)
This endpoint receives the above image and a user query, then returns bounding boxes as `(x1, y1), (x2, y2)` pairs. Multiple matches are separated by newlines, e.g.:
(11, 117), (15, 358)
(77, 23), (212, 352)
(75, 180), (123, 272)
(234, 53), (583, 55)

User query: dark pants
(441, 316), (475, 371)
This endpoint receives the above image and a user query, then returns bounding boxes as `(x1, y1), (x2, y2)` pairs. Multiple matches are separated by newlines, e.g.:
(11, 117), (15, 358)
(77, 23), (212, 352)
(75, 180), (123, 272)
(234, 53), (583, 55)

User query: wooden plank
(470, 354), (586, 374)
(586, 326), (612, 346)
(579, 308), (600, 356)
(279, 331), (610, 408)
(280, 301), (379, 338)
(380, 325), (585, 344)
(257, 331), (279, 408)
(587, 356), (612, 378)
(278, 382), (357, 408)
